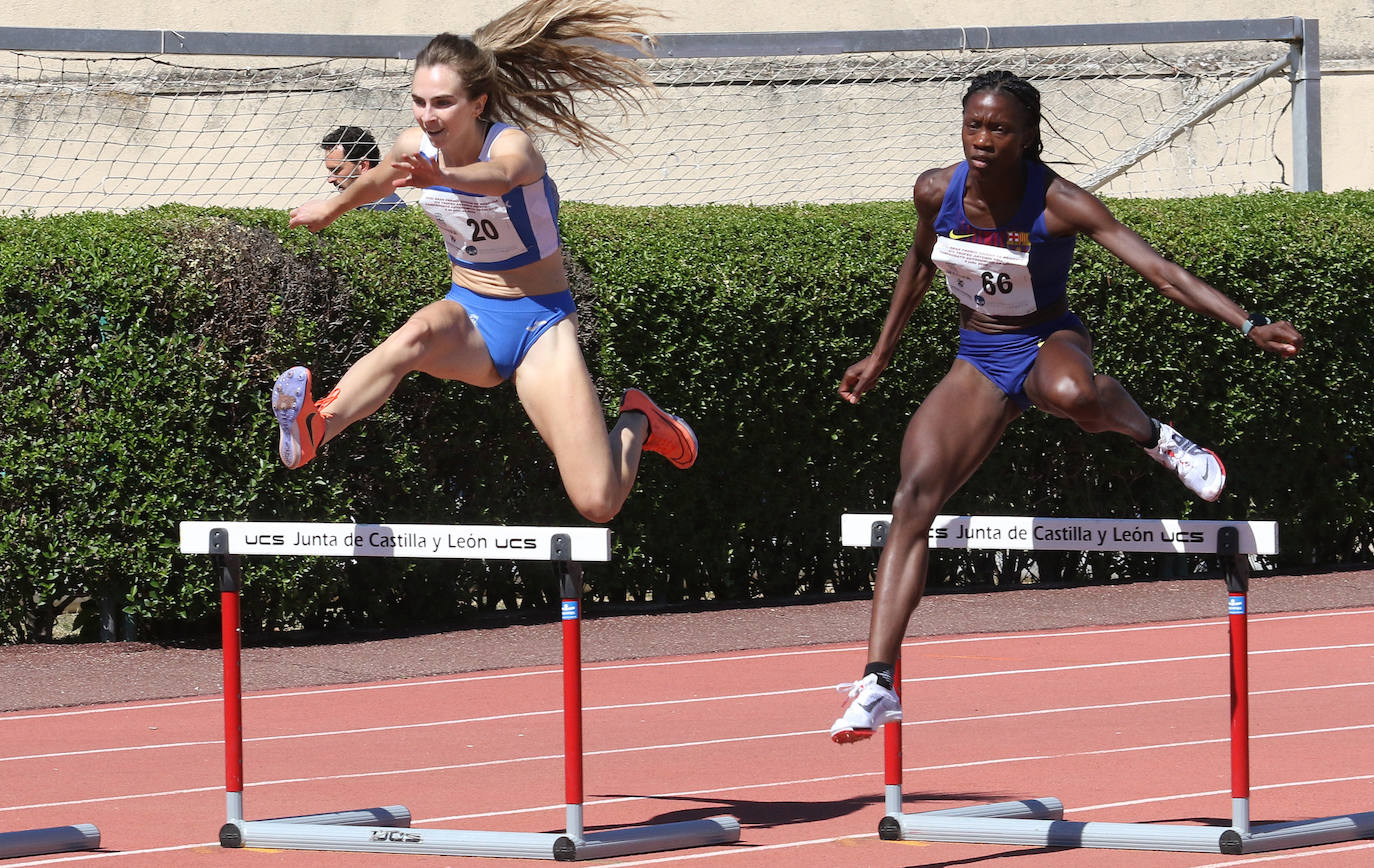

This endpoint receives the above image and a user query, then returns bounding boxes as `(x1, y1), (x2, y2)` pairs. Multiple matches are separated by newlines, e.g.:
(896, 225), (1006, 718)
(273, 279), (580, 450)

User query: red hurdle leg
(560, 563), (586, 842)
(1221, 525), (1252, 835)
(884, 657), (903, 815)
(213, 533), (245, 827)
(1229, 589), (1251, 834)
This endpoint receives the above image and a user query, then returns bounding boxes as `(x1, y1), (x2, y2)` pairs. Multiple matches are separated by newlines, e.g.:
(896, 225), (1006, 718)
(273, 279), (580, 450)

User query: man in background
(319, 125), (407, 212)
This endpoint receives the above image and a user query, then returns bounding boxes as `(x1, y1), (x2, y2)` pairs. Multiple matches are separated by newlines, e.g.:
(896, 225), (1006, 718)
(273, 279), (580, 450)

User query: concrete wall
(5, 1), (1371, 194)
(6, 1), (1372, 55)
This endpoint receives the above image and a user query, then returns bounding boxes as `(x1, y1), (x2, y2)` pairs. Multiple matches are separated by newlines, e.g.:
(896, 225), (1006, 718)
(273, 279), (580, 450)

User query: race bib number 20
(424, 193), (528, 264)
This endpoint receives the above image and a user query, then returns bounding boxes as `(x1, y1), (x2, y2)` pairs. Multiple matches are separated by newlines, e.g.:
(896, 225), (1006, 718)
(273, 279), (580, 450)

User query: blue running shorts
(443, 283), (576, 381)
(955, 311), (1086, 410)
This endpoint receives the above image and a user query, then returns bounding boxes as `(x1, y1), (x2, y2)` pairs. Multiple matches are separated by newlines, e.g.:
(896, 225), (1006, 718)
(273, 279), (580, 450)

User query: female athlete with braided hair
(829, 70), (1304, 742)
(274, 0), (696, 523)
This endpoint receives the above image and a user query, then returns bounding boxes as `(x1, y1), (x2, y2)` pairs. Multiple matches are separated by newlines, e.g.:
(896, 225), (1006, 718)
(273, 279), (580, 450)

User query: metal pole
(1290, 17), (1323, 192)
(558, 557), (585, 843)
(212, 529), (246, 829)
(884, 658), (903, 816)
(1220, 527), (1251, 835)
(1229, 588), (1251, 834)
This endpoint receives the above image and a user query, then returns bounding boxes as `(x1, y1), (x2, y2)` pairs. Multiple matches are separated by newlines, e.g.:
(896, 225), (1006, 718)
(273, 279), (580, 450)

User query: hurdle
(0, 825), (100, 859)
(180, 520), (740, 861)
(841, 513), (1374, 855)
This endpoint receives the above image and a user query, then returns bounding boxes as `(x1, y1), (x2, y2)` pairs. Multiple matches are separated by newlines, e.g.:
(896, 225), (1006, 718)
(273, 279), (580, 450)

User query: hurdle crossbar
(0, 825), (100, 859)
(181, 520), (739, 861)
(843, 513), (1374, 855)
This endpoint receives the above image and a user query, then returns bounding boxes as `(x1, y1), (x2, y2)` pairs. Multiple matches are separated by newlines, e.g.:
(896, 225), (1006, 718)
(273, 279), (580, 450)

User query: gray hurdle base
(181, 520), (739, 861)
(842, 513), (1374, 855)
(0, 825), (100, 859)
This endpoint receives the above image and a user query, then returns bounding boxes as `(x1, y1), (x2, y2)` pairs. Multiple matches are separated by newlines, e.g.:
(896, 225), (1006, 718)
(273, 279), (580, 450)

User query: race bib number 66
(932, 236), (1038, 316)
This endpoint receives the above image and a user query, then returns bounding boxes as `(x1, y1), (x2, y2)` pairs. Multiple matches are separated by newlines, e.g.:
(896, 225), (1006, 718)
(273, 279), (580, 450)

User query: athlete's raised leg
(1025, 328), (1224, 500)
(272, 298), (499, 468)
(1023, 328), (1152, 440)
(511, 317), (649, 523)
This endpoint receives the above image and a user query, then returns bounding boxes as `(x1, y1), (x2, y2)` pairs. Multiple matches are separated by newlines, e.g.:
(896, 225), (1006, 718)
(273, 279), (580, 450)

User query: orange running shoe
(620, 388), (698, 469)
(271, 366), (327, 469)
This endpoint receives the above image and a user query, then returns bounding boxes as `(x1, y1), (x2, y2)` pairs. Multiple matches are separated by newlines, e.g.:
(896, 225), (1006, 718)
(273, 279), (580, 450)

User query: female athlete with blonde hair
(274, 0), (695, 523)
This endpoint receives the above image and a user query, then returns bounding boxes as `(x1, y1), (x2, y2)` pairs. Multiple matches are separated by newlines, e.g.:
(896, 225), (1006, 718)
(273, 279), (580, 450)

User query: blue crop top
(417, 122), (562, 271)
(929, 160), (1076, 316)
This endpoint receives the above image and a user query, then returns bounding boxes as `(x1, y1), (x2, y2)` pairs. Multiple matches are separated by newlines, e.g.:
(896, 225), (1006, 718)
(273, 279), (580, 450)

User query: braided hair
(962, 70), (1043, 162)
(414, 0), (659, 152)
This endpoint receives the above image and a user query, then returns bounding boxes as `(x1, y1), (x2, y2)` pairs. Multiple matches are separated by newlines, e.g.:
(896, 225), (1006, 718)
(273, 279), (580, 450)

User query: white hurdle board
(841, 513), (1278, 554)
(842, 512), (1374, 855)
(179, 521), (612, 562)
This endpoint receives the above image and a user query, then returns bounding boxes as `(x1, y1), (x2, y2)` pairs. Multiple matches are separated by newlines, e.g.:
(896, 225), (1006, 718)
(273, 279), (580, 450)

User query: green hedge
(1, 192), (1371, 643)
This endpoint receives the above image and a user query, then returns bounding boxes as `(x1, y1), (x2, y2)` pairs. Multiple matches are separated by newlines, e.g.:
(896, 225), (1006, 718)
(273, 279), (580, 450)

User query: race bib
(421, 191), (529, 264)
(932, 235), (1037, 316)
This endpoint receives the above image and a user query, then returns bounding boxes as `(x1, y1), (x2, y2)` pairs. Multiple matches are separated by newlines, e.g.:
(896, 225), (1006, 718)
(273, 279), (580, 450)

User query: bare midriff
(959, 295), (1072, 335)
(450, 251), (568, 299)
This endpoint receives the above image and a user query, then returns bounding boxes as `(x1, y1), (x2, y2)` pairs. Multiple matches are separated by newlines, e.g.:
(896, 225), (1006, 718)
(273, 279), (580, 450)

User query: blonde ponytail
(416, 0), (660, 152)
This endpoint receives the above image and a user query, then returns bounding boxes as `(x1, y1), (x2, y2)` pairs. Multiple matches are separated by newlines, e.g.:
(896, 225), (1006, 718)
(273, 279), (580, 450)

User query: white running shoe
(1144, 421), (1226, 502)
(829, 673), (902, 744)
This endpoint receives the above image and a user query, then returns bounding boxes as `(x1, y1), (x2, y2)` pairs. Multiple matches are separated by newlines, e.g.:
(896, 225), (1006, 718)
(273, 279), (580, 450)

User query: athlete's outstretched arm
(391, 126), (546, 196)
(290, 127), (422, 233)
(1045, 179), (1302, 358)
(840, 168), (949, 403)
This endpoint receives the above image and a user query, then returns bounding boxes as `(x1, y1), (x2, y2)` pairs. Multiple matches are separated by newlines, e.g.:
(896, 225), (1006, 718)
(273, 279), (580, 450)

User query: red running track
(3, 608), (1373, 867)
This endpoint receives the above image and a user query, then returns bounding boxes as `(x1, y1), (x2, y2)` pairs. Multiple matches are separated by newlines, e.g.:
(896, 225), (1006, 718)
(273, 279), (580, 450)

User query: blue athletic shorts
(443, 283), (576, 381)
(955, 311), (1086, 410)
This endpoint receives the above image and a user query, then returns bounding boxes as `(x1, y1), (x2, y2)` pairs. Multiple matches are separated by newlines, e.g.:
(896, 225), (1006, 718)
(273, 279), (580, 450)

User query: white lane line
(6, 646), (1373, 764)
(0, 842), (214, 866)
(6, 714), (1372, 815)
(6, 609), (1372, 722)
(1187, 841), (1374, 866)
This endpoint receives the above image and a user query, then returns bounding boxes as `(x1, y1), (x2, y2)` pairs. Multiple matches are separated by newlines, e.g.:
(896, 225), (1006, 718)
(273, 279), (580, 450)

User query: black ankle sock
(1138, 418), (1162, 448)
(863, 662), (894, 690)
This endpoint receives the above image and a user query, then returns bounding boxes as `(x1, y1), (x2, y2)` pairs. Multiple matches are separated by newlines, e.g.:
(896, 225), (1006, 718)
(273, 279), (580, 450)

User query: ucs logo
(243, 534), (284, 546)
(370, 830), (422, 844)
